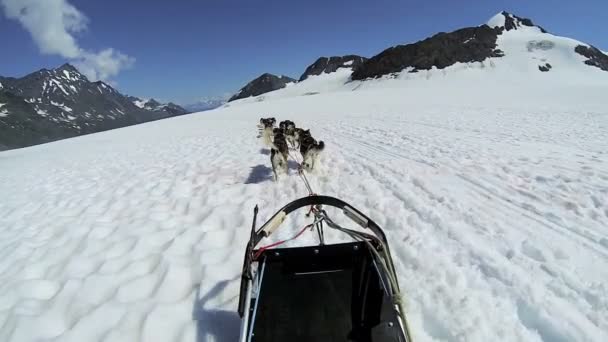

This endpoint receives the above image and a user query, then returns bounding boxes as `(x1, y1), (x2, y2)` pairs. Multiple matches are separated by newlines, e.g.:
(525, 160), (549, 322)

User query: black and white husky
(279, 120), (298, 148)
(258, 117), (276, 148)
(270, 128), (289, 180)
(298, 129), (325, 171)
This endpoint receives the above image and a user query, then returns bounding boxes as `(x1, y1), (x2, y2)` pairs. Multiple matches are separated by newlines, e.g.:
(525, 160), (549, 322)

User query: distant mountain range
(228, 11), (608, 103)
(182, 96), (229, 112)
(3, 11), (607, 150)
(0, 64), (188, 150)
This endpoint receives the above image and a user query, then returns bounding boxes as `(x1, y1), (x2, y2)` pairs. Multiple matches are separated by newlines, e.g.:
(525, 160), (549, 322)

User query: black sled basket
(237, 195), (413, 342)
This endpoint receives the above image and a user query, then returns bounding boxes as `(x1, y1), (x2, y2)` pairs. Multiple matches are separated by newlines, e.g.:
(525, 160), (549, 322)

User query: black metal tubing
(238, 205), (258, 317)
(253, 195), (389, 247)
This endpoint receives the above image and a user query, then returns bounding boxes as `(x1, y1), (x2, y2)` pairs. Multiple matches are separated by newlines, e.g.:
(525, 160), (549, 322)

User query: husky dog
(293, 128), (304, 149)
(270, 129), (289, 180)
(259, 117), (276, 128)
(279, 120), (298, 148)
(279, 120), (295, 131)
(258, 117), (276, 147)
(298, 129), (325, 171)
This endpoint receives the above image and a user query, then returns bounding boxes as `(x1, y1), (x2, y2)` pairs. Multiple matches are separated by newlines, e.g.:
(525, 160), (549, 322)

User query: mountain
(228, 56), (367, 102)
(228, 11), (608, 105)
(299, 55), (367, 81)
(183, 96), (228, 112)
(351, 25), (504, 80)
(0, 64), (188, 150)
(228, 73), (295, 102)
(352, 11), (608, 80)
(128, 96), (189, 116)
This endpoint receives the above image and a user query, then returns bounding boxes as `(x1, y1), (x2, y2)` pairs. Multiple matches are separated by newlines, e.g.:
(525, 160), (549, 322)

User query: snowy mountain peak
(0, 64), (189, 149)
(299, 55), (368, 81)
(52, 63), (88, 83)
(56, 63), (80, 73)
(487, 11), (547, 33)
(229, 73), (296, 102)
(92, 80), (116, 93)
(128, 96), (189, 116)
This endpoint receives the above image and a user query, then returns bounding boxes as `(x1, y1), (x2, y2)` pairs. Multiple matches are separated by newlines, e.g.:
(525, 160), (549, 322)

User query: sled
(238, 195), (413, 342)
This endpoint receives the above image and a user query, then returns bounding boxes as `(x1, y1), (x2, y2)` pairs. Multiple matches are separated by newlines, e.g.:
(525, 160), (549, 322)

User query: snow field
(1, 85), (607, 341)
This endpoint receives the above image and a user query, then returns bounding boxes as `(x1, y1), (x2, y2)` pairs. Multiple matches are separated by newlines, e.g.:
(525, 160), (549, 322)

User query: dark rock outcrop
(229, 73), (295, 102)
(0, 64), (189, 150)
(299, 55), (368, 81)
(575, 45), (608, 72)
(538, 63), (552, 72)
(502, 11), (547, 33)
(351, 25), (504, 80)
(161, 102), (190, 116)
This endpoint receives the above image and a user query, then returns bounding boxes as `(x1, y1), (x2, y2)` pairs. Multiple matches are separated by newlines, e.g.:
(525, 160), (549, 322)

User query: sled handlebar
(255, 195), (388, 247)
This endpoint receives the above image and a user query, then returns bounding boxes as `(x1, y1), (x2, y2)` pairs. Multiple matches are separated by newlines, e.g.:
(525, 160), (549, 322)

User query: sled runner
(238, 195), (413, 342)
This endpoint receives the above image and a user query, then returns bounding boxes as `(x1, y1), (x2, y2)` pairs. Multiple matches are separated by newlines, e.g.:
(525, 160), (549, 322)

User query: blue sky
(1, 0), (606, 104)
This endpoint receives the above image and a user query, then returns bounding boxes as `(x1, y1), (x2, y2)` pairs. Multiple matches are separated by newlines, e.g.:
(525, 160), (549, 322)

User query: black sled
(237, 195), (413, 342)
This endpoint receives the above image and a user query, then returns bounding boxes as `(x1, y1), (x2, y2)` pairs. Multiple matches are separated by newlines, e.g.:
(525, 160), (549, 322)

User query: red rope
(254, 223), (313, 260)
(305, 194), (319, 217)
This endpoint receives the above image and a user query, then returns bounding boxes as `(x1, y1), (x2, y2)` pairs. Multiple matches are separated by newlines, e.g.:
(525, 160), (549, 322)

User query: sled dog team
(258, 117), (325, 180)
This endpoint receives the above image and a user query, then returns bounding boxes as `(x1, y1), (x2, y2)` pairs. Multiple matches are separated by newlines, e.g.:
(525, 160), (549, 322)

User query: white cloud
(75, 49), (135, 81)
(1, 0), (134, 81)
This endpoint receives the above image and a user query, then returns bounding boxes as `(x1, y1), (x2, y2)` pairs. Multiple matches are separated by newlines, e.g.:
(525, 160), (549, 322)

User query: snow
(0, 103), (7, 117)
(343, 60), (354, 66)
(62, 70), (73, 81)
(0, 82), (3, 89)
(1, 19), (608, 342)
(490, 25), (600, 78)
(50, 79), (69, 96)
(36, 108), (48, 117)
(2, 73), (608, 342)
(231, 68), (353, 105)
(486, 12), (506, 28)
(134, 99), (148, 109)
(51, 101), (73, 113)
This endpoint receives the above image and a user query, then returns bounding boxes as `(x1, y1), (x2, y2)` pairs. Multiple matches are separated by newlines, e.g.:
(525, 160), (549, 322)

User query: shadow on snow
(192, 280), (241, 342)
(245, 164), (273, 184)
